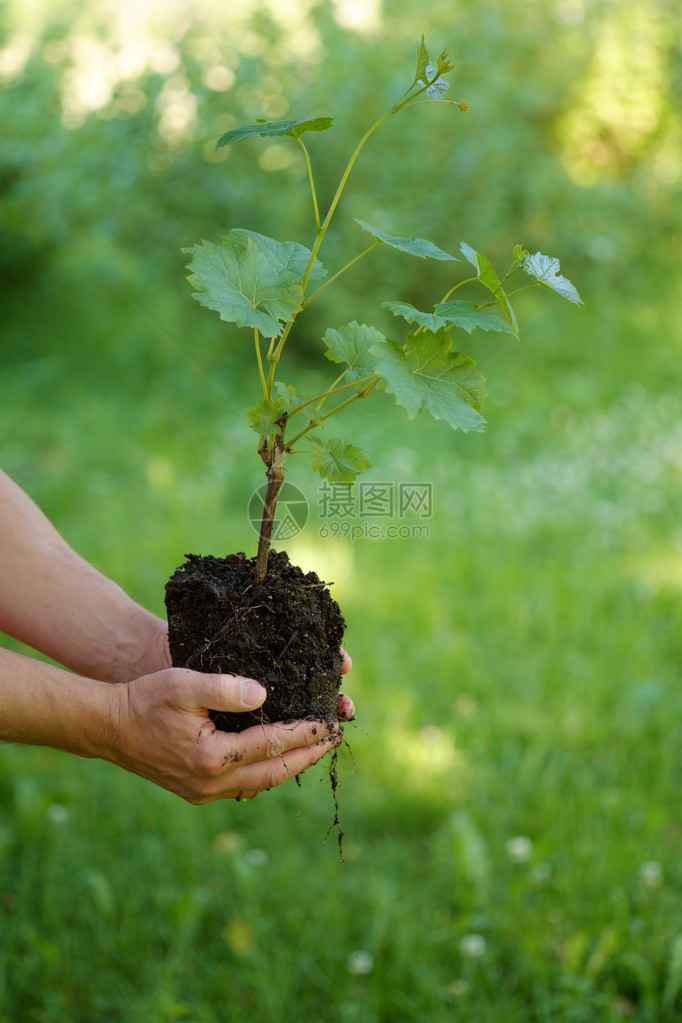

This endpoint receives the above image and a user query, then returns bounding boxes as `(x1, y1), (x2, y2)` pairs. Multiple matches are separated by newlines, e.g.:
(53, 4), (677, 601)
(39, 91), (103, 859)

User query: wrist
(0, 647), (121, 761)
(96, 610), (170, 684)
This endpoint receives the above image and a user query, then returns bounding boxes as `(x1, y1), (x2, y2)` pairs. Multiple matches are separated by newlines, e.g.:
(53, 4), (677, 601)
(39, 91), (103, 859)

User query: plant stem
(302, 241), (380, 308)
(298, 108), (397, 298)
(290, 374), (377, 417)
(254, 432), (286, 584)
(487, 283), (540, 302)
(440, 275), (479, 303)
(260, 76), (456, 394)
(297, 137), (320, 233)
(254, 328), (268, 398)
(317, 368), (348, 411)
(266, 321), (294, 396)
(286, 377), (380, 448)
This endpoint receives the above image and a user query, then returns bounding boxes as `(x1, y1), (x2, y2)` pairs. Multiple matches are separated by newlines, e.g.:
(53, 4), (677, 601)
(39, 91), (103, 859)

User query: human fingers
(202, 729), (344, 803)
(225, 717), (338, 768)
(167, 669), (266, 716)
(341, 648), (352, 674)
(337, 692), (355, 720)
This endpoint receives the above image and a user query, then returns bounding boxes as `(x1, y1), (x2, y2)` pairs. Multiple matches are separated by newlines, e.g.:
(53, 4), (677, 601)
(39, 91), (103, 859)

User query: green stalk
(302, 241), (380, 309)
(440, 275), (479, 304)
(297, 137), (320, 233)
(254, 328), (268, 398)
(484, 283), (540, 303)
(286, 377), (380, 449)
(263, 67), (453, 385)
(299, 109), (397, 295)
(289, 374), (377, 417)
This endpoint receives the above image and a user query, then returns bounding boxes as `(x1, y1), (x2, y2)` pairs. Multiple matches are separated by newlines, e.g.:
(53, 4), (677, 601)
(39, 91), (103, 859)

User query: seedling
(183, 37), (581, 581)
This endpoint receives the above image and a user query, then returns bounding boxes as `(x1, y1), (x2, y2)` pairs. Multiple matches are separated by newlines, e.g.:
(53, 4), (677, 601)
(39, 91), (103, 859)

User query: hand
(106, 668), (345, 804)
(142, 625), (355, 724)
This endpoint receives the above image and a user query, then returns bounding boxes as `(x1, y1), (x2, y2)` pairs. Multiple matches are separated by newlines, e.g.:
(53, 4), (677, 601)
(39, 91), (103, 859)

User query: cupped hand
(105, 667), (346, 804)
(143, 624), (355, 724)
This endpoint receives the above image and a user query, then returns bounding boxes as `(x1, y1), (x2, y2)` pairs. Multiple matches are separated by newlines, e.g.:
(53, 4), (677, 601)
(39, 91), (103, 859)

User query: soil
(164, 550), (346, 732)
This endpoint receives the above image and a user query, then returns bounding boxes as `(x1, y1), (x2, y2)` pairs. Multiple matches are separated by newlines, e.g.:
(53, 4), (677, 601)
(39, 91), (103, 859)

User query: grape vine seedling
(165, 38), (581, 743)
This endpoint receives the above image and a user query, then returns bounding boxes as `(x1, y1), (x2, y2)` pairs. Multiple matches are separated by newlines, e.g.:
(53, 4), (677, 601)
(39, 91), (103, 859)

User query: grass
(1, 268), (681, 1022)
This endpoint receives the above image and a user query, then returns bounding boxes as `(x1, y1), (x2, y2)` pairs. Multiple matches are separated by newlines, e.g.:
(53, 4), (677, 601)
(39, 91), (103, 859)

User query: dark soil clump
(165, 550), (345, 732)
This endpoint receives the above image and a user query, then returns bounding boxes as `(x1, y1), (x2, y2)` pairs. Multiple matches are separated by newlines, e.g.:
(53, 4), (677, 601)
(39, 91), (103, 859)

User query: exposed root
(323, 740), (350, 863)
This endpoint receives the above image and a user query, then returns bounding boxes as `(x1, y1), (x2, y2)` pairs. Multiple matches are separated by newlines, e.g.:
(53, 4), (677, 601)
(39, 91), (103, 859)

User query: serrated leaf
(382, 301), (450, 332)
(323, 321), (386, 382)
(247, 398), (285, 435)
(419, 61), (450, 99)
(437, 48), (454, 75)
(414, 36), (430, 84)
(273, 382), (304, 411)
(459, 242), (517, 327)
(274, 382), (322, 425)
(370, 330), (487, 433)
(513, 244), (529, 266)
(384, 299), (517, 337)
(184, 230), (326, 338)
(310, 436), (372, 483)
(435, 300), (518, 336)
(356, 220), (457, 261)
(523, 251), (583, 305)
(216, 117), (333, 149)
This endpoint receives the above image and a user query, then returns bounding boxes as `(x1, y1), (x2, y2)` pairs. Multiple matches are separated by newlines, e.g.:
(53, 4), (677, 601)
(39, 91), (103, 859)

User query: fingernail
(240, 678), (266, 708)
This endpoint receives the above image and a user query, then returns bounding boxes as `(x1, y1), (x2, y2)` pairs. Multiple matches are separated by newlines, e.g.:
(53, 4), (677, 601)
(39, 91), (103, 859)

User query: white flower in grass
(506, 836), (533, 863)
(459, 933), (486, 958)
(346, 950), (374, 975)
(532, 862), (552, 885)
(639, 860), (663, 888)
(447, 979), (470, 998)
(245, 848), (268, 866)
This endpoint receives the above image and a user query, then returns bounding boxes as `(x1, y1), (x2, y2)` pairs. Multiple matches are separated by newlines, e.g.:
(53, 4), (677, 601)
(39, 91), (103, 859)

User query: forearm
(0, 470), (170, 682)
(0, 646), (116, 758)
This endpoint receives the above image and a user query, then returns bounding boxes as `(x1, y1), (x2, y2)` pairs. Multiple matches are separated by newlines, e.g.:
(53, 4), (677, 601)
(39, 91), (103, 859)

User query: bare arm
(0, 469), (168, 682)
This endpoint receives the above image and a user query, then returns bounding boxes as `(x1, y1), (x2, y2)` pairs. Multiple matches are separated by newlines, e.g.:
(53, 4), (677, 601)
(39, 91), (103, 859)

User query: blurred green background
(1, 0), (682, 1020)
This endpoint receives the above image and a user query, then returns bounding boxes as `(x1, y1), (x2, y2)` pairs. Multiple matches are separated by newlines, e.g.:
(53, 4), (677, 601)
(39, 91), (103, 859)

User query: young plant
(183, 38), (581, 582)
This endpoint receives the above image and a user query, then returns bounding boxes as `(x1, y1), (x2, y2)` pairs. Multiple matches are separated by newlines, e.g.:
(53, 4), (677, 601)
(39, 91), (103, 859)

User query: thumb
(181, 671), (267, 714)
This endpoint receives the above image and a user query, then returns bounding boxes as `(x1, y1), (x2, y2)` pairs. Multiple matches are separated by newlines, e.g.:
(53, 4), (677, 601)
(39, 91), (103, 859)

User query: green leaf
(323, 321), (386, 382)
(523, 251), (583, 305)
(437, 48), (454, 75)
(273, 382), (304, 412)
(383, 300), (517, 337)
(274, 382), (322, 425)
(459, 242), (517, 327)
(512, 244), (530, 267)
(419, 61), (450, 100)
(414, 36), (430, 84)
(216, 118), (333, 149)
(435, 300), (518, 336)
(356, 220), (457, 261)
(184, 230), (326, 338)
(310, 436), (372, 483)
(382, 301), (449, 332)
(370, 330), (487, 433)
(247, 398), (285, 435)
